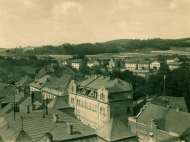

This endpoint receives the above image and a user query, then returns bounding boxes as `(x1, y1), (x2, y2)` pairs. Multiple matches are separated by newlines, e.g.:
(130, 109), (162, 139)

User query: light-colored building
(125, 60), (137, 71)
(132, 70), (149, 78)
(87, 60), (100, 68)
(167, 62), (183, 71)
(71, 59), (82, 70)
(108, 58), (117, 68)
(138, 60), (150, 70)
(150, 61), (160, 70)
(68, 75), (133, 128)
(128, 103), (190, 142)
(166, 57), (179, 63)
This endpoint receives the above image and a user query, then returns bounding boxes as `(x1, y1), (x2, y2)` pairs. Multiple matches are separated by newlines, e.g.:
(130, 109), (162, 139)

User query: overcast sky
(0, 0), (190, 48)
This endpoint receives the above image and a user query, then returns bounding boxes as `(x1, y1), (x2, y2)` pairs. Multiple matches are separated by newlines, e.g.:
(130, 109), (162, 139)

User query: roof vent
(67, 123), (73, 135)
(176, 107), (182, 112)
(45, 133), (53, 142)
(53, 113), (58, 123)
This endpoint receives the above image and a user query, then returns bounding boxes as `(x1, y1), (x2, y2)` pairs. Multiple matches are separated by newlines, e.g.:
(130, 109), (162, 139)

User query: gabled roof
(137, 104), (190, 135)
(16, 75), (34, 86)
(80, 76), (132, 93)
(29, 75), (55, 89)
(72, 59), (82, 63)
(151, 96), (188, 112)
(35, 68), (47, 79)
(138, 60), (150, 64)
(96, 117), (137, 141)
(47, 96), (70, 109)
(16, 130), (33, 142)
(125, 60), (137, 64)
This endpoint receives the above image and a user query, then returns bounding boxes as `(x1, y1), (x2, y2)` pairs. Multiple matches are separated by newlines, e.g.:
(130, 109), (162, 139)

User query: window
(100, 93), (105, 100)
(127, 107), (130, 114)
(89, 103), (91, 110)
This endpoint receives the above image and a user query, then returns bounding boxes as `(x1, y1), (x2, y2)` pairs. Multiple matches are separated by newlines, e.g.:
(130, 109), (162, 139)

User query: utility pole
(164, 75), (166, 95)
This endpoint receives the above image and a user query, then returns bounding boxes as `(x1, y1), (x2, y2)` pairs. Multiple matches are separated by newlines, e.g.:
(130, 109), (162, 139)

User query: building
(0, 109), (97, 142)
(150, 61), (160, 70)
(71, 59), (82, 70)
(125, 60), (137, 71)
(41, 75), (72, 100)
(167, 62), (183, 71)
(128, 103), (190, 142)
(29, 75), (55, 92)
(132, 70), (149, 78)
(166, 57), (179, 63)
(87, 60), (100, 68)
(108, 58), (119, 68)
(68, 75), (133, 128)
(96, 117), (138, 141)
(137, 60), (150, 70)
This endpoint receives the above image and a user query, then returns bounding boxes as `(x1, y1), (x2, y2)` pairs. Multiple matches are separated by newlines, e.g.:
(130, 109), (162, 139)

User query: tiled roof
(29, 75), (54, 89)
(80, 76), (132, 93)
(0, 85), (14, 98)
(16, 75), (34, 86)
(72, 59), (82, 63)
(151, 96), (188, 112)
(35, 68), (47, 79)
(47, 96), (70, 109)
(16, 130), (33, 142)
(138, 60), (150, 64)
(42, 75), (71, 96)
(137, 104), (190, 135)
(96, 117), (137, 141)
(0, 109), (96, 141)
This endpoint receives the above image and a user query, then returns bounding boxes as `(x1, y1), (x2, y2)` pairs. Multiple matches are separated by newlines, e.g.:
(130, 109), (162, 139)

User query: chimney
(115, 78), (118, 83)
(167, 104), (171, 109)
(30, 93), (34, 105)
(45, 133), (53, 142)
(53, 113), (58, 123)
(27, 105), (30, 113)
(176, 107), (182, 112)
(67, 123), (73, 135)
(94, 74), (97, 78)
(45, 105), (48, 114)
(107, 76), (110, 81)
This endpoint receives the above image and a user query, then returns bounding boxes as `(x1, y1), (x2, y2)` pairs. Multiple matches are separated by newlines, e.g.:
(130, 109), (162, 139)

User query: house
(0, 109), (97, 142)
(87, 60), (100, 68)
(132, 70), (149, 78)
(151, 96), (188, 113)
(35, 66), (55, 80)
(96, 117), (138, 141)
(71, 59), (82, 70)
(55, 66), (75, 78)
(137, 60), (150, 70)
(29, 75), (55, 92)
(108, 58), (118, 68)
(41, 75), (72, 100)
(166, 57), (179, 63)
(16, 75), (34, 87)
(68, 75), (133, 128)
(125, 60), (137, 71)
(128, 103), (190, 142)
(167, 62), (183, 71)
(150, 61), (160, 70)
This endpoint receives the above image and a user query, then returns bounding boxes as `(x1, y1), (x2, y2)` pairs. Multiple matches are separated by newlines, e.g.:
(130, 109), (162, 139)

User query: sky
(0, 0), (190, 48)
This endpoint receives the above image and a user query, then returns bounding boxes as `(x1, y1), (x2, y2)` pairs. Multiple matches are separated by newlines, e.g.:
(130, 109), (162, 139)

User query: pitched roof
(137, 104), (190, 135)
(16, 130), (33, 142)
(125, 60), (137, 64)
(42, 75), (71, 96)
(16, 75), (34, 86)
(0, 85), (14, 98)
(96, 117), (137, 141)
(138, 60), (150, 64)
(72, 59), (82, 63)
(29, 75), (55, 89)
(35, 68), (47, 79)
(80, 76), (132, 93)
(47, 96), (70, 109)
(0, 109), (96, 141)
(151, 96), (188, 112)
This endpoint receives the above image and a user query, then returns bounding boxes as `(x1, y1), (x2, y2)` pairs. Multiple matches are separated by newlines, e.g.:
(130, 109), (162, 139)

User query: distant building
(68, 75), (133, 128)
(167, 62), (183, 71)
(132, 70), (149, 78)
(71, 59), (82, 70)
(108, 58), (119, 68)
(87, 60), (100, 68)
(137, 60), (150, 70)
(166, 57), (179, 63)
(128, 103), (190, 142)
(150, 61), (160, 70)
(125, 60), (137, 71)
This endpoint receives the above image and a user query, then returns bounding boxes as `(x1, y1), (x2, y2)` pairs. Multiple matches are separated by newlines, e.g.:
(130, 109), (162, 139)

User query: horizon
(1, 0), (190, 48)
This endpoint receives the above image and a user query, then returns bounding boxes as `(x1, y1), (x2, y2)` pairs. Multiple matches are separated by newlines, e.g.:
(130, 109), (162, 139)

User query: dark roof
(47, 96), (70, 109)
(16, 75), (34, 86)
(16, 130), (33, 142)
(125, 60), (137, 64)
(29, 75), (55, 89)
(35, 68), (47, 79)
(137, 104), (190, 135)
(138, 60), (150, 64)
(9, 74), (24, 82)
(151, 96), (188, 112)
(72, 59), (82, 63)
(0, 109), (96, 141)
(96, 117), (137, 141)
(0, 85), (14, 98)
(80, 76), (132, 93)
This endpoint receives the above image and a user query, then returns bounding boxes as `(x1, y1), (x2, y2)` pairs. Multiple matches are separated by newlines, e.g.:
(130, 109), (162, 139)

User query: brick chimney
(53, 113), (58, 123)
(45, 133), (53, 142)
(67, 123), (73, 135)
(27, 105), (30, 113)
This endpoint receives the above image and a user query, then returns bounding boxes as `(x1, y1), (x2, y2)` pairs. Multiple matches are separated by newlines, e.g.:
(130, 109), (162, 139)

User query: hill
(105, 39), (132, 44)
